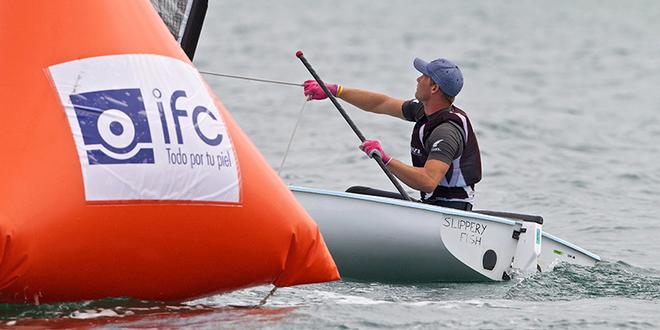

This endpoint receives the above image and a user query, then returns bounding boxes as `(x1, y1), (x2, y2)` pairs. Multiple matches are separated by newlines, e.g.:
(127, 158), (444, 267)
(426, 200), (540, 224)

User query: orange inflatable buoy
(0, 1), (338, 304)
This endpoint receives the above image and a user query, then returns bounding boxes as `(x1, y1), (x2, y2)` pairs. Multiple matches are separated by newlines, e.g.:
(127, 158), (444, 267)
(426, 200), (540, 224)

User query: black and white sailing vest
(410, 105), (482, 203)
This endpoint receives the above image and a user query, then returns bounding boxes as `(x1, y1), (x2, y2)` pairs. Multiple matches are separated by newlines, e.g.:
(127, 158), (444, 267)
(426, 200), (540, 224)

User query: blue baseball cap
(413, 57), (463, 97)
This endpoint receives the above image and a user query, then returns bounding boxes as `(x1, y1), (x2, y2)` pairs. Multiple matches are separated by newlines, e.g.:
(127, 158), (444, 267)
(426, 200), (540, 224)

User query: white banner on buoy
(49, 54), (240, 203)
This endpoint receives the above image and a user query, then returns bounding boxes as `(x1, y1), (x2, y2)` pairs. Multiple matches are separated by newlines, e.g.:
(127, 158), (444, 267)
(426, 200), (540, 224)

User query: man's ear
(431, 83), (440, 94)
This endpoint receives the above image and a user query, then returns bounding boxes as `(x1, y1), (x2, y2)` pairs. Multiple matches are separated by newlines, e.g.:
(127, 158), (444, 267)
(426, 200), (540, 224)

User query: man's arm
(386, 159), (449, 193)
(338, 87), (406, 119)
(359, 123), (462, 193)
(389, 122), (462, 192)
(304, 80), (406, 119)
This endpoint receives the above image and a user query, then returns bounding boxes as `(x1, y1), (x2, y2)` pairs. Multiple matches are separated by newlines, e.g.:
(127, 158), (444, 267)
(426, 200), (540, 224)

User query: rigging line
(278, 98), (309, 176)
(199, 70), (303, 87)
(259, 286), (278, 306)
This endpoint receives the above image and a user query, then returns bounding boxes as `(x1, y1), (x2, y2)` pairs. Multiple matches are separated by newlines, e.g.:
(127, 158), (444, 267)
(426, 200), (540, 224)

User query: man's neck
(422, 98), (451, 116)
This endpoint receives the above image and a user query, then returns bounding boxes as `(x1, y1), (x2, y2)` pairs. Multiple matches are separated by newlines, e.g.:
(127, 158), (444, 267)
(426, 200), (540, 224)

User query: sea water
(2, 0), (659, 328)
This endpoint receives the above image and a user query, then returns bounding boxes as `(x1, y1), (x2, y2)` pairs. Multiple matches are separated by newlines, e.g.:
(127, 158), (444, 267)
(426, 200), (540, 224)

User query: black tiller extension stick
(296, 50), (414, 202)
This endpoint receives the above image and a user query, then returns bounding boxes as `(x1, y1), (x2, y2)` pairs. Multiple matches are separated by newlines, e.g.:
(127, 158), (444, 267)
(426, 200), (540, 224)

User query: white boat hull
(292, 186), (600, 283)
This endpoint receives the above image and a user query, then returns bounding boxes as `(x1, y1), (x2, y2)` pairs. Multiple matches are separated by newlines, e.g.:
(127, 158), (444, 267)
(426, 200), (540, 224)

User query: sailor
(304, 57), (481, 211)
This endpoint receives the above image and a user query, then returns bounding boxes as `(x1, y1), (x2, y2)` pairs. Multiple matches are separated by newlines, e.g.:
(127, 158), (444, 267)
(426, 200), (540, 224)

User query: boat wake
(505, 260), (660, 301)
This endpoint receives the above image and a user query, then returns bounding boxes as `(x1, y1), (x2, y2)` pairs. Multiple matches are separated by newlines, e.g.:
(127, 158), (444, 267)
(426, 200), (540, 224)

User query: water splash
(505, 261), (660, 301)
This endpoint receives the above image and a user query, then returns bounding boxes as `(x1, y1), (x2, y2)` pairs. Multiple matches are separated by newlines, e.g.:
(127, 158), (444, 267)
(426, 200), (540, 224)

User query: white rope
(278, 98), (309, 176)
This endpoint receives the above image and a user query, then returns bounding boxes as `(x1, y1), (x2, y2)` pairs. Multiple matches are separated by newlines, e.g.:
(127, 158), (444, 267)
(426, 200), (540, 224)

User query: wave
(505, 260), (660, 301)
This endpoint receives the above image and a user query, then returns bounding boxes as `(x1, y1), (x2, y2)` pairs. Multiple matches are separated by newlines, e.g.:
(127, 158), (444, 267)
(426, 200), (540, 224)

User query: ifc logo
(70, 88), (154, 164)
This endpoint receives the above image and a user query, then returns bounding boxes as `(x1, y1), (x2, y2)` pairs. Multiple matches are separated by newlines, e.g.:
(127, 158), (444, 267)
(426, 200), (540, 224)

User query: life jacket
(410, 105), (482, 202)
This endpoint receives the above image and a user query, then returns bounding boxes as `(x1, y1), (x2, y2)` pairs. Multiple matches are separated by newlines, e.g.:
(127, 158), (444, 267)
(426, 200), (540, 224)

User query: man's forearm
(386, 159), (443, 193)
(339, 87), (405, 119)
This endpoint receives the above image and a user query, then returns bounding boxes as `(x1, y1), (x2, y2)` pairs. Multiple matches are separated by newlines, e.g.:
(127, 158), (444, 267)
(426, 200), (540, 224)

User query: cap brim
(413, 58), (430, 75)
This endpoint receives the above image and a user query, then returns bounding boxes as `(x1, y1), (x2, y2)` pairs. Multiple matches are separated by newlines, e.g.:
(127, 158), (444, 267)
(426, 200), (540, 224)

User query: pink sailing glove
(359, 139), (392, 165)
(303, 80), (343, 100)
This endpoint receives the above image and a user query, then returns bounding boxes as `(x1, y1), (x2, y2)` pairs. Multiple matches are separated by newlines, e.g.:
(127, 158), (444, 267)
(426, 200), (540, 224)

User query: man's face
(415, 74), (434, 101)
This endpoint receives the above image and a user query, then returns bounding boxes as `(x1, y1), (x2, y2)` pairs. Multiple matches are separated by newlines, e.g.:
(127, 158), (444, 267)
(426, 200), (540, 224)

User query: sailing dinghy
(292, 186), (600, 283)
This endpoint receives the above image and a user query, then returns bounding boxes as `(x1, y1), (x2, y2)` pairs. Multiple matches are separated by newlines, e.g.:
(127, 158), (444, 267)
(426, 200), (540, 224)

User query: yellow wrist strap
(336, 85), (344, 97)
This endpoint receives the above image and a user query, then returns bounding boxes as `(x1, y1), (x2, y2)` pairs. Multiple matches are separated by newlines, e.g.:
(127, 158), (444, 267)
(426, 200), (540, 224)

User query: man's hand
(303, 80), (343, 100)
(359, 139), (392, 165)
